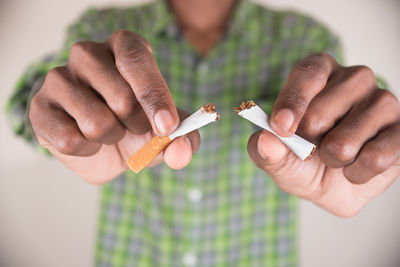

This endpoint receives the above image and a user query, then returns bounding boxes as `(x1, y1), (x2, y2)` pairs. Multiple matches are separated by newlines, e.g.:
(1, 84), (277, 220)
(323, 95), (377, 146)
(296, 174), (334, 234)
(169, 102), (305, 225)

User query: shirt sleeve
(5, 8), (104, 154)
(262, 10), (391, 112)
(280, 12), (390, 90)
(259, 11), (345, 113)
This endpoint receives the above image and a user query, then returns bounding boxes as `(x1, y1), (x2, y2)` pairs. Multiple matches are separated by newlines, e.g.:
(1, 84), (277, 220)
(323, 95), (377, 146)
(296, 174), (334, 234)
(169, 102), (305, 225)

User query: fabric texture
(7, 1), (345, 266)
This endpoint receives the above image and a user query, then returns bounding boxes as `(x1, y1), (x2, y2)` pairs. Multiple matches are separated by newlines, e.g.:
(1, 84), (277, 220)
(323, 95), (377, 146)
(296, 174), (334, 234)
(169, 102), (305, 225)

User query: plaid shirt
(7, 1), (344, 266)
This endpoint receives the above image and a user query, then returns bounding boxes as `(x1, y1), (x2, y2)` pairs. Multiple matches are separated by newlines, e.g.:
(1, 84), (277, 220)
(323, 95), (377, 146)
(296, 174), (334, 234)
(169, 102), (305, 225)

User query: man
(7, 0), (400, 266)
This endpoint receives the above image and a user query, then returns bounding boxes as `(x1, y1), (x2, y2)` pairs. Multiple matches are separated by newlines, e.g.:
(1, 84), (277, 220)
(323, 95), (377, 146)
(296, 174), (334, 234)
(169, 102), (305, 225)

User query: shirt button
(187, 188), (202, 203)
(182, 252), (197, 266)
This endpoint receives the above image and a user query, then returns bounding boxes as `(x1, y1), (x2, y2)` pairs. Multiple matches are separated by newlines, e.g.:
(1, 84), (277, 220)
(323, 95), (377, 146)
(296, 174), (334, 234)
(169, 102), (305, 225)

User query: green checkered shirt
(7, 1), (344, 266)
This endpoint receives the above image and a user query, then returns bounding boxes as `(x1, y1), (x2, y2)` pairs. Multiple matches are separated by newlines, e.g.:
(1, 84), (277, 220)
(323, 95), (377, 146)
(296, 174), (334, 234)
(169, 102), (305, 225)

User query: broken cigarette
(235, 100), (316, 160)
(127, 103), (220, 173)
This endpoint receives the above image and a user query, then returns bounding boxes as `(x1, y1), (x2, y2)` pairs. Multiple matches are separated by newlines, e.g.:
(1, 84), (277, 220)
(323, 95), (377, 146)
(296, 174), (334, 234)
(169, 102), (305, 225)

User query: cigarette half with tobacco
(127, 103), (220, 173)
(235, 100), (316, 160)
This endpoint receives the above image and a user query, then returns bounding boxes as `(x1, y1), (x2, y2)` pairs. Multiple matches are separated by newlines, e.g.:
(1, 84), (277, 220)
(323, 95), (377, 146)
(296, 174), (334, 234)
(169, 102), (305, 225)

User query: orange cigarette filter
(127, 103), (220, 174)
(127, 136), (172, 173)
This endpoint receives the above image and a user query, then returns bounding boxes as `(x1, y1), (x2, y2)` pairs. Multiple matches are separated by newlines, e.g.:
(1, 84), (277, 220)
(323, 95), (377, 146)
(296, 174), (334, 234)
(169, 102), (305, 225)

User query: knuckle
(80, 116), (108, 140)
(356, 65), (374, 77)
(312, 52), (335, 65)
(29, 96), (41, 126)
(69, 42), (106, 71)
(97, 64), (119, 81)
(350, 65), (376, 87)
(70, 41), (96, 58)
(373, 89), (399, 110)
(55, 133), (83, 155)
(121, 44), (150, 66)
(130, 32), (150, 47)
(111, 30), (151, 51)
(80, 113), (120, 141)
(299, 113), (330, 138)
(110, 29), (134, 41)
(43, 67), (75, 98)
(46, 66), (68, 83)
(109, 94), (138, 118)
(29, 94), (52, 138)
(284, 90), (308, 114)
(29, 94), (43, 120)
(294, 55), (328, 81)
(116, 47), (151, 75)
(323, 136), (358, 164)
(359, 146), (389, 173)
(137, 82), (169, 112)
(29, 93), (41, 110)
(112, 34), (152, 68)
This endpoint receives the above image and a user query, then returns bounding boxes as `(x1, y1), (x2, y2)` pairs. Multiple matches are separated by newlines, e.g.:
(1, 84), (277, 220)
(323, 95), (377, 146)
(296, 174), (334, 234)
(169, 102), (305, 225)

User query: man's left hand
(248, 53), (400, 217)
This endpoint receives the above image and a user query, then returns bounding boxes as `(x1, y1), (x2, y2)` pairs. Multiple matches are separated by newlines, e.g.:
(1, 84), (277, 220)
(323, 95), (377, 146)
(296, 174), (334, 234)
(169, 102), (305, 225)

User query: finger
(343, 123), (400, 184)
(108, 30), (179, 136)
(163, 120), (201, 169)
(164, 137), (192, 170)
(122, 109), (200, 170)
(43, 67), (125, 144)
(164, 137), (191, 170)
(67, 41), (151, 134)
(320, 89), (400, 168)
(247, 129), (323, 198)
(30, 95), (101, 156)
(162, 109), (200, 169)
(297, 65), (377, 143)
(247, 130), (289, 168)
(270, 53), (339, 137)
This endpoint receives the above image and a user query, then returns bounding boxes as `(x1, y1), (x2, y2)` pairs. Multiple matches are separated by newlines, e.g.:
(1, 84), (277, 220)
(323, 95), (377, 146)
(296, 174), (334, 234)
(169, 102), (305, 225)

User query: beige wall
(1, 0), (399, 266)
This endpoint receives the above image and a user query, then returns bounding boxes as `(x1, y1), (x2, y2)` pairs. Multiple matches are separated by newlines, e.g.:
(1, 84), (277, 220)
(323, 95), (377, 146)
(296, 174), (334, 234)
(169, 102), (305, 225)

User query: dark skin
(168, 0), (236, 54)
(29, 0), (400, 217)
(248, 53), (400, 217)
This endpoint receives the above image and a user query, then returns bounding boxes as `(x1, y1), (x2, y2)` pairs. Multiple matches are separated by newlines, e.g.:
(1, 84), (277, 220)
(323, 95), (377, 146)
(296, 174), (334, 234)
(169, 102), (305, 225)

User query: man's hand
(30, 30), (200, 184)
(248, 53), (400, 217)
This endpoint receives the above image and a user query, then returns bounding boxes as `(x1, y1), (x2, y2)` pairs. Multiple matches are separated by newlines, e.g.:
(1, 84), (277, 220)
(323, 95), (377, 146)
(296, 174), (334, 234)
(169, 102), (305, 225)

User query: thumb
(247, 130), (323, 198)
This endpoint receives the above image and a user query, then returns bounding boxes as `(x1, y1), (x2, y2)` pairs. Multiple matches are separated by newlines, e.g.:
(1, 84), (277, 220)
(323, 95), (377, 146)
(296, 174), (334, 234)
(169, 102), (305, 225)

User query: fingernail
(184, 136), (192, 149)
(273, 108), (295, 132)
(257, 134), (268, 160)
(153, 109), (177, 135)
(258, 146), (268, 160)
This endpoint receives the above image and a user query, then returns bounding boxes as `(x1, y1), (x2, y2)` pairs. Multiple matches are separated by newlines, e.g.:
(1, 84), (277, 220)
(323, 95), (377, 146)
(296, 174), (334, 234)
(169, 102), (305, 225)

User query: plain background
(1, 0), (399, 266)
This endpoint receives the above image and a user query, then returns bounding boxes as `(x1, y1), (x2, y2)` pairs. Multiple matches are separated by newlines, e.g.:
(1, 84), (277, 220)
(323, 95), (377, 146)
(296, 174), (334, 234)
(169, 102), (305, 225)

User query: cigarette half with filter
(127, 103), (220, 173)
(234, 100), (316, 160)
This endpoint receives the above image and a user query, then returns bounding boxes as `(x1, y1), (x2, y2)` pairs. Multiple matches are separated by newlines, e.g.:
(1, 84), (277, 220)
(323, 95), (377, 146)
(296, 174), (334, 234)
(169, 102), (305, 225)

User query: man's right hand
(29, 30), (200, 184)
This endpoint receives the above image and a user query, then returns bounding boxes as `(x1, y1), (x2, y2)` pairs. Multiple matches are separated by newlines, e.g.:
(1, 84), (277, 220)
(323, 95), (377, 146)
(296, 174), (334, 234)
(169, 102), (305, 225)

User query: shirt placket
(180, 54), (214, 266)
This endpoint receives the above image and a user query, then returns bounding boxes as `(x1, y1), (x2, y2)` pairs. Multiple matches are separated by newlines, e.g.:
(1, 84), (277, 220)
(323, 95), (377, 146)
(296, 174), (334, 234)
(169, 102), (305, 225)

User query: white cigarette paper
(237, 103), (316, 160)
(169, 108), (219, 140)
(127, 104), (219, 173)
